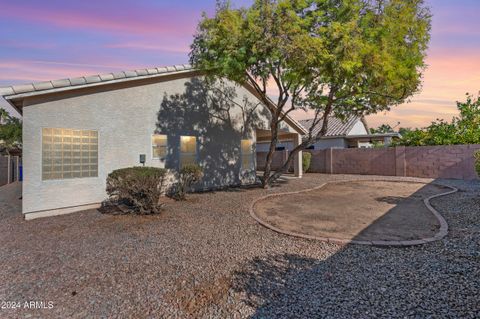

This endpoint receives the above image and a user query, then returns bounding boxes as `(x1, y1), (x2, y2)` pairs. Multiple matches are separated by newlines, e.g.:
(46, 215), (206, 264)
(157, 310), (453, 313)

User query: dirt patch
(165, 275), (232, 317)
(254, 181), (450, 242)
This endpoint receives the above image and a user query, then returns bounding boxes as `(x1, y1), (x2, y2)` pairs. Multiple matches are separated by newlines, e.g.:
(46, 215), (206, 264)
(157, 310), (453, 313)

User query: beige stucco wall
(22, 75), (291, 215)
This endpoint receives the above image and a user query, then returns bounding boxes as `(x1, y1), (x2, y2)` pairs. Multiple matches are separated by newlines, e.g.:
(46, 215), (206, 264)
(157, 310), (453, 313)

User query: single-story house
(256, 115), (400, 151)
(0, 64), (306, 220)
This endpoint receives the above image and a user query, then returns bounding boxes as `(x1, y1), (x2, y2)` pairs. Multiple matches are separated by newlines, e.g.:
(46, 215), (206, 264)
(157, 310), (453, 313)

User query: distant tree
(370, 123), (399, 134)
(394, 93), (480, 146)
(0, 108), (22, 154)
(398, 127), (413, 136)
(191, 0), (431, 187)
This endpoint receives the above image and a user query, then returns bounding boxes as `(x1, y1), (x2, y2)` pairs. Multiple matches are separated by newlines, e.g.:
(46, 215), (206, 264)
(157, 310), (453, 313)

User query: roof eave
(2, 69), (200, 112)
(0, 67), (307, 136)
(2, 96), (23, 115)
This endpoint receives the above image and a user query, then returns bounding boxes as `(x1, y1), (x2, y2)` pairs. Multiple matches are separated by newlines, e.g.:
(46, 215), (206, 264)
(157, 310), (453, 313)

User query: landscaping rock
(0, 175), (478, 318)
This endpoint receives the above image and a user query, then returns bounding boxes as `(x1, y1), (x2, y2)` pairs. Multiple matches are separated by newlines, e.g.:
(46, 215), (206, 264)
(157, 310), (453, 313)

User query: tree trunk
(262, 92), (335, 187)
(261, 120), (279, 188)
(265, 140), (306, 185)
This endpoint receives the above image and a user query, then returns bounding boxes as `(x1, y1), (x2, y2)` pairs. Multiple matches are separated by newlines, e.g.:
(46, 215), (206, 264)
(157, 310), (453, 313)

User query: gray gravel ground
(0, 175), (478, 318)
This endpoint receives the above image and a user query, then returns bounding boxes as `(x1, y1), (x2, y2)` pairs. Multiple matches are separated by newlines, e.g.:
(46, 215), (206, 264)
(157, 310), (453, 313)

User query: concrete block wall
(307, 150), (327, 172)
(0, 156), (21, 186)
(257, 150), (289, 170)
(0, 156), (8, 186)
(257, 144), (480, 180)
(404, 144), (480, 179)
(329, 148), (396, 176)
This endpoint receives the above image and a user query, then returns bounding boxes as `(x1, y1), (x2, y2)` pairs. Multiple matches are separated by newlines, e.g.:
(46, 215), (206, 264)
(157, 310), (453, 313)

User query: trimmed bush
(303, 152), (312, 173)
(105, 167), (168, 214)
(172, 164), (204, 200)
(474, 150), (480, 177)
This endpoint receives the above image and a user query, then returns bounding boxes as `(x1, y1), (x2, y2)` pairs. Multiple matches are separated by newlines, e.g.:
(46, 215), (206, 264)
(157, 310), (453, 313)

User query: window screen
(152, 134), (167, 159)
(241, 139), (254, 170)
(42, 128), (98, 180)
(180, 136), (197, 167)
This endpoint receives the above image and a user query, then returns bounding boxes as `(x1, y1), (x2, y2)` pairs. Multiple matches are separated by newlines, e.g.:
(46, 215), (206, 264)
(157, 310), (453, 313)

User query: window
(152, 134), (167, 159)
(42, 128), (98, 180)
(241, 139), (254, 170)
(180, 136), (197, 167)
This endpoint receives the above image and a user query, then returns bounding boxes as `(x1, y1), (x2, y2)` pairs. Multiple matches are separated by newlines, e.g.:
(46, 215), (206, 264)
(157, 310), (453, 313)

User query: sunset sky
(0, 0), (479, 129)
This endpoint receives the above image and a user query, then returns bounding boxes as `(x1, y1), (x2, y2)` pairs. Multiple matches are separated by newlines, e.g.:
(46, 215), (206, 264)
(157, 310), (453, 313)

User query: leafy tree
(190, 0), (431, 187)
(0, 108), (22, 154)
(398, 127), (413, 136)
(394, 93), (480, 146)
(370, 123), (398, 134)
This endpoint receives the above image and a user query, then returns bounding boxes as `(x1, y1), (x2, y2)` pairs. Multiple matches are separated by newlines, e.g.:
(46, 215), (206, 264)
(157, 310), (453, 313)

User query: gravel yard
(0, 174), (478, 318)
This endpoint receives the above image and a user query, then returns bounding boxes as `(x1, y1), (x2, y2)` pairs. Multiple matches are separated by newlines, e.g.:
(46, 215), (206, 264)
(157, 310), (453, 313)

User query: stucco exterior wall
(347, 120), (368, 135)
(22, 75), (279, 215)
(313, 138), (348, 150)
(256, 141), (294, 152)
(257, 138), (347, 152)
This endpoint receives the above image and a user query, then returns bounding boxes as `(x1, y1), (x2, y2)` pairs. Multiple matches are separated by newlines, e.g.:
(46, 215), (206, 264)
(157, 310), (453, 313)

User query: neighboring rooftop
(299, 115), (363, 137)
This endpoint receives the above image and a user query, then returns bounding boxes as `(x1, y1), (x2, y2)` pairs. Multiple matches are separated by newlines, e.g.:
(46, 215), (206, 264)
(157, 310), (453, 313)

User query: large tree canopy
(394, 93), (480, 146)
(190, 0), (431, 187)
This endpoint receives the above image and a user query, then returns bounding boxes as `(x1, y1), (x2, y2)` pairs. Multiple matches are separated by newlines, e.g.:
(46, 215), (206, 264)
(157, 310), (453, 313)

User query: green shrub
(105, 167), (168, 214)
(303, 152), (312, 173)
(474, 150), (480, 177)
(172, 164), (204, 200)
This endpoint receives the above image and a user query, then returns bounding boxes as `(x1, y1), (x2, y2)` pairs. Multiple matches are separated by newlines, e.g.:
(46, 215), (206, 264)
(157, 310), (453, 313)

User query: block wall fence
(257, 144), (480, 180)
(0, 155), (22, 186)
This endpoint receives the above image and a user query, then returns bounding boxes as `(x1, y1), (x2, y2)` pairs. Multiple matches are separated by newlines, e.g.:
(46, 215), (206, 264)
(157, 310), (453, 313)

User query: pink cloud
(0, 60), (139, 84)
(0, 3), (199, 36)
(365, 50), (480, 128)
(2, 40), (57, 50)
(105, 42), (190, 54)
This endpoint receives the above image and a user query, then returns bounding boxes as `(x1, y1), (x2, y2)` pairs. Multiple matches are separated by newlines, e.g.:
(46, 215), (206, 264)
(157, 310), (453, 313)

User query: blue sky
(0, 0), (479, 128)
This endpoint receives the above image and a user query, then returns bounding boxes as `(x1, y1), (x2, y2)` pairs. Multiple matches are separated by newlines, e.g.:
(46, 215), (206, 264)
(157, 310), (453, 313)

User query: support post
(325, 148), (333, 174)
(7, 155), (11, 184)
(395, 146), (406, 177)
(293, 134), (303, 178)
(16, 156), (20, 182)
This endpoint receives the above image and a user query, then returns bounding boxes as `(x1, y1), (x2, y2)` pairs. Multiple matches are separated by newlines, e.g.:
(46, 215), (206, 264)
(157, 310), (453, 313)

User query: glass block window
(152, 134), (168, 159)
(180, 136), (197, 167)
(241, 139), (254, 170)
(42, 128), (98, 180)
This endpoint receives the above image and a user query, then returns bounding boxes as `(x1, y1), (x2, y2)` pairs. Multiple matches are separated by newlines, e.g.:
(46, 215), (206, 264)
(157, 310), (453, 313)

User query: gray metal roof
(299, 115), (362, 137)
(0, 63), (194, 98)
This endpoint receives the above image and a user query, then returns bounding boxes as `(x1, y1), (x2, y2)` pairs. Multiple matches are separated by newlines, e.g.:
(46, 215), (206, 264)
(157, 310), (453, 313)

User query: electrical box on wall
(139, 154), (146, 166)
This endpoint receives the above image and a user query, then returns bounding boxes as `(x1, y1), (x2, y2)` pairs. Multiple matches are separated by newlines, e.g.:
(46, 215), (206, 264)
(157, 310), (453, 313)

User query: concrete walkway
(252, 179), (455, 246)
